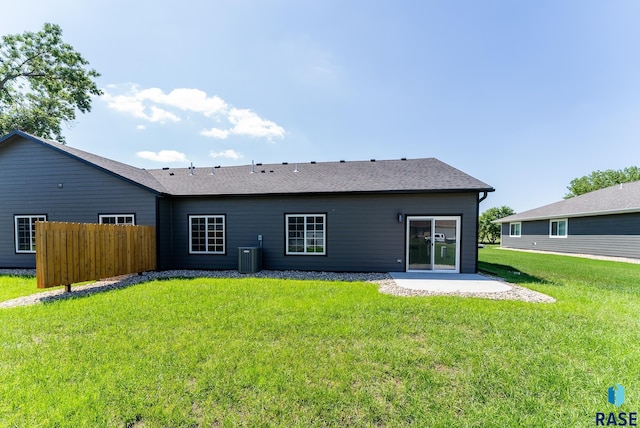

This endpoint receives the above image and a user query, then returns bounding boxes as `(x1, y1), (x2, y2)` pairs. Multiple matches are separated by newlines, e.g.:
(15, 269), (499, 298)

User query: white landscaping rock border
(376, 278), (555, 302)
(0, 269), (555, 308)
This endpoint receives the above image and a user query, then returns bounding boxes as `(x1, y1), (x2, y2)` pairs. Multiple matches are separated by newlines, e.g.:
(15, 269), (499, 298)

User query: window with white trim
(99, 214), (135, 225)
(550, 219), (568, 238)
(509, 222), (521, 237)
(189, 215), (225, 254)
(15, 215), (47, 253)
(286, 214), (326, 255)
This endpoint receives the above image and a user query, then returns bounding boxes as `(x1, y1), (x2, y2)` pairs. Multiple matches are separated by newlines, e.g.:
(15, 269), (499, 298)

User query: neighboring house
(0, 130), (494, 273)
(495, 181), (640, 260)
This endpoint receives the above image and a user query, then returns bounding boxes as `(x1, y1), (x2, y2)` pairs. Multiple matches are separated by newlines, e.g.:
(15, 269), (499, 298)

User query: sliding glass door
(406, 216), (460, 272)
(408, 219), (432, 270)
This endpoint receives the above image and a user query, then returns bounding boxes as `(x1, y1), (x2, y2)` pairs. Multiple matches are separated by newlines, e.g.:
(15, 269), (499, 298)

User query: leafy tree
(0, 23), (102, 142)
(565, 166), (640, 198)
(479, 206), (515, 244)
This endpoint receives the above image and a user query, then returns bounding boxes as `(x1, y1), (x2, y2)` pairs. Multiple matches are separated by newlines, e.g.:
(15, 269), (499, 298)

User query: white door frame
(406, 216), (461, 273)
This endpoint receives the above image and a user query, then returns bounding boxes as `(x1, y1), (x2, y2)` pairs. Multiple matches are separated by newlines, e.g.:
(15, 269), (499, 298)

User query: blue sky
(5, 0), (640, 212)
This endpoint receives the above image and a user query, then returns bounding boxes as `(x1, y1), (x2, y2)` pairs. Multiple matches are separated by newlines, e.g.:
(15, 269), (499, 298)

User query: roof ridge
(146, 157), (440, 172)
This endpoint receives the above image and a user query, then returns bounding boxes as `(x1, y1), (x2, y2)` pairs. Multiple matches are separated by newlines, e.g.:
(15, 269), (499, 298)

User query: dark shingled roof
(1, 130), (493, 196)
(147, 158), (494, 196)
(496, 180), (640, 223)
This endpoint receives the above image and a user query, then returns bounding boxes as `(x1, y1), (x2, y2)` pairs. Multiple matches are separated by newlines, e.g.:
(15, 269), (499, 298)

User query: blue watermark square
(596, 384), (637, 426)
(609, 384), (625, 408)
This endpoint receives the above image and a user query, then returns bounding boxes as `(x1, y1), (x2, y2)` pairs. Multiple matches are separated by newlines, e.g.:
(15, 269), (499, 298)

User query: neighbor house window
(189, 215), (225, 254)
(15, 215), (47, 253)
(99, 214), (135, 225)
(509, 222), (521, 237)
(286, 214), (326, 255)
(550, 219), (568, 238)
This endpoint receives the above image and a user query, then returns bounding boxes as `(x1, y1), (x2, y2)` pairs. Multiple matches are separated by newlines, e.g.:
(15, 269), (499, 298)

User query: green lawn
(0, 248), (638, 426)
(0, 275), (63, 302)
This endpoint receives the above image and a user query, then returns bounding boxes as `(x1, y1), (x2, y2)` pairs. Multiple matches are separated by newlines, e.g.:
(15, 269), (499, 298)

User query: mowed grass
(0, 248), (638, 427)
(0, 275), (63, 301)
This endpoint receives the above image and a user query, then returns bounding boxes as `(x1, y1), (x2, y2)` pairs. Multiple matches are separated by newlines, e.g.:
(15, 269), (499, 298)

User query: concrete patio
(389, 272), (512, 293)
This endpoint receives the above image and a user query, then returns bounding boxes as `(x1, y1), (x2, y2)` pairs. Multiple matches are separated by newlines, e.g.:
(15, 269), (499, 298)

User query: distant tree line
(479, 206), (514, 244)
(565, 166), (640, 198)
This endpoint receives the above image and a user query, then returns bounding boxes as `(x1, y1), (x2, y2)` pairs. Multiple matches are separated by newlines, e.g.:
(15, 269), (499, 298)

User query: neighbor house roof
(495, 180), (640, 223)
(1, 130), (494, 197)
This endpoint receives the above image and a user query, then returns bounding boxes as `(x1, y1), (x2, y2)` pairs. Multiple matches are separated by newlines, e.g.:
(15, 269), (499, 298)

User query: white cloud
(136, 124), (146, 130)
(102, 90), (180, 123)
(201, 128), (231, 139)
(101, 83), (285, 142)
(102, 92), (145, 116)
(137, 88), (227, 116)
(147, 106), (181, 123)
(136, 150), (187, 163)
(210, 149), (243, 160)
(228, 108), (285, 141)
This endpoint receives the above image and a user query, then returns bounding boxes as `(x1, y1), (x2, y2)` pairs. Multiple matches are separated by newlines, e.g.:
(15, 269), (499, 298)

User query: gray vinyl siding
(156, 197), (174, 270)
(501, 213), (640, 259)
(163, 192), (480, 273)
(0, 138), (158, 268)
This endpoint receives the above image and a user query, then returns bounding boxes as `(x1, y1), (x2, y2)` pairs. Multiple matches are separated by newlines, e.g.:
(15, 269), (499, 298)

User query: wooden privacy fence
(35, 221), (156, 289)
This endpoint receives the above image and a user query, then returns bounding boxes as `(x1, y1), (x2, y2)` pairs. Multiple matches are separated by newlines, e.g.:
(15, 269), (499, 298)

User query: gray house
(0, 130), (494, 273)
(496, 181), (640, 260)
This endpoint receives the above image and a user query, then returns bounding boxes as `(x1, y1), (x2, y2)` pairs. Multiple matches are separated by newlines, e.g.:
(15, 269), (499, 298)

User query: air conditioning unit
(238, 247), (262, 273)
